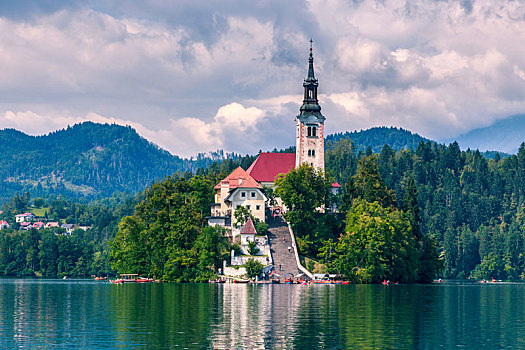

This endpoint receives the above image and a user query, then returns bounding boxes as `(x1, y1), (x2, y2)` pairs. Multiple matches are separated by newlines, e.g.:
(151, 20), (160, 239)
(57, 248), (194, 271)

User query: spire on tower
(306, 39), (315, 82)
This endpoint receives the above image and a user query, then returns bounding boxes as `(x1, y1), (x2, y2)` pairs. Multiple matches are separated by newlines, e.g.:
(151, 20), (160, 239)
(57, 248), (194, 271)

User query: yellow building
(209, 167), (267, 237)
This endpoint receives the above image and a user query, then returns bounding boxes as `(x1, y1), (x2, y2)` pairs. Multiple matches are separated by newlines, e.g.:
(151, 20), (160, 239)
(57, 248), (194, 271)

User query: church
(208, 44), (339, 236)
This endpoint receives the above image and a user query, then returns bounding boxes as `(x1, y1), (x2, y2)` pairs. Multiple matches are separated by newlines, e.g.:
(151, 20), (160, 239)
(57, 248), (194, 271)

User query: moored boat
(284, 273), (294, 284)
(110, 274), (154, 284)
(208, 279), (225, 283)
(232, 279), (250, 283)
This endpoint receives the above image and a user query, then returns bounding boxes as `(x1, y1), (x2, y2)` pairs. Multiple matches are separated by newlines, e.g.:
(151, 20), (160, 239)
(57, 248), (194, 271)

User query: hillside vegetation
(0, 122), (194, 202)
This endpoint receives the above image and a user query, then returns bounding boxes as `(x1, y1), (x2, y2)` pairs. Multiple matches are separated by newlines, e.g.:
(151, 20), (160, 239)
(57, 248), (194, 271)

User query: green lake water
(0, 279), (524, 349)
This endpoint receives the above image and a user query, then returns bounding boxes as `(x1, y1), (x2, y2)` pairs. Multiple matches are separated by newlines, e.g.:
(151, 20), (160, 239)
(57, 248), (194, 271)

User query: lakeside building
(208, 44), (339, 239)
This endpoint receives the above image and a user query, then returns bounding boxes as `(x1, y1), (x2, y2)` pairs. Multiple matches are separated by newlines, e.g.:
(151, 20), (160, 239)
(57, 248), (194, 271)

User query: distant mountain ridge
(448, 114), (525, 154)
(326, 126), (432, 153)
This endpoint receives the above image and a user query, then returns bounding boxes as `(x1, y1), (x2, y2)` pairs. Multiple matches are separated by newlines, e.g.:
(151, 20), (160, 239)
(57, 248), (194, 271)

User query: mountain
(326, 126), (432, 153)
(0, 121), (511, 204)
(0, 122), (198, 202)
(449, 114), (525, 154)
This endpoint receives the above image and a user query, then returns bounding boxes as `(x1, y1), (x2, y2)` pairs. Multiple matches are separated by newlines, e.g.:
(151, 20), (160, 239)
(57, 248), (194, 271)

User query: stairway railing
(283, 218), (314, 279)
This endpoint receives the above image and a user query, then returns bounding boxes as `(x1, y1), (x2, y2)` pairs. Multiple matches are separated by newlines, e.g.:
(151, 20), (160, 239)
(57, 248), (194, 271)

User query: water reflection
(1, 280), (525, 348)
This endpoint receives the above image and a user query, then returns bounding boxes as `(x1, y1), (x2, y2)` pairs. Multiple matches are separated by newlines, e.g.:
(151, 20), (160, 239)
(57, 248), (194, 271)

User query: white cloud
(0, 102), (268, 158)
(0, 0), (525, 154)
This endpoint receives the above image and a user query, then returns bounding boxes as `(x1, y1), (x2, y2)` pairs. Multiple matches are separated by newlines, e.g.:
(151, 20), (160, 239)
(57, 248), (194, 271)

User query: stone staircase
(268, 216), (301, 280)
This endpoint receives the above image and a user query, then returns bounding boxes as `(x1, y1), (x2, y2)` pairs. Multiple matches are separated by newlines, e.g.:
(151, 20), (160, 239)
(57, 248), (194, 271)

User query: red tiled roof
(246, 153), (296, 183)
(332, 182), (341, 188)
(240, 217), (257, 235)
(213, 166), (262, 190)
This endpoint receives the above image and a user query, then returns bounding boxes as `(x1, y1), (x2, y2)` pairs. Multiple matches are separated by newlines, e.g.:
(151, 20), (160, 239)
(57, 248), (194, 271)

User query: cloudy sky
(0, 0), (524, 157)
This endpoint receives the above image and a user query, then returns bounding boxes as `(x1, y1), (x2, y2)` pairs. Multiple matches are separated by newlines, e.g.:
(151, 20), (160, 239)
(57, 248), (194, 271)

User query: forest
(0, 193), (135, 277)
(0, 123), (430, 203)
(1, 125), (525, 281)
(325, 139), (525, 280)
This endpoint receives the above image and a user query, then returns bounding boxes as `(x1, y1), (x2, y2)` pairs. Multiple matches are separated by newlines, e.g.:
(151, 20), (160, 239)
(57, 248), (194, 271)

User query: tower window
(307, 127), (312, 137)
(309, 89), (313, 98)
(312, 150), (315, 156)
(312, 127), (317, 137)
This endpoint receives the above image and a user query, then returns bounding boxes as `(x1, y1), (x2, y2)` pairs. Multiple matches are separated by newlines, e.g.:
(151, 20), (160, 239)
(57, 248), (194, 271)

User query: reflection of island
(210, 284), (321, 349)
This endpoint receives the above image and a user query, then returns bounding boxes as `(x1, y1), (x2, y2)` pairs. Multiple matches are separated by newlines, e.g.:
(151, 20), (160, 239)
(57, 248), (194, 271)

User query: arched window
(308, 150), (311, 156)
(308, 89), (313, 99)
(307, 127), (311, 137)
(312, 127), (317, 137)
(312, 150), (315, 156)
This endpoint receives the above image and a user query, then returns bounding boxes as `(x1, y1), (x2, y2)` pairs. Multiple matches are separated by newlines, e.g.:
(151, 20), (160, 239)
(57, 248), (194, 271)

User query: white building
(15, 213), (35, 223)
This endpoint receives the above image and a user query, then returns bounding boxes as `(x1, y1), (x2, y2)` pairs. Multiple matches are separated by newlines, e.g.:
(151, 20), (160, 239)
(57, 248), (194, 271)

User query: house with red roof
(239, 216), (257, 245)
(15, 212), (35, 223)
(209, 167), (267, 234)
(20, 222), (32, 230)
(45, 222), (60, 229)
(32, 221), (45, 230)
(0, 220), (9, 230)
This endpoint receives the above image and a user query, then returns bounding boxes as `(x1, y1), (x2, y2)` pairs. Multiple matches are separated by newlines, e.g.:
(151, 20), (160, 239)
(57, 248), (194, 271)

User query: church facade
(208, 45), (337, 236)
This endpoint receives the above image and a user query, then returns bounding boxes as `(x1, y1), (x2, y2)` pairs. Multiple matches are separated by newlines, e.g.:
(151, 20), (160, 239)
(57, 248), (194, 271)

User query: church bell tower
(296, 40), (325, 172)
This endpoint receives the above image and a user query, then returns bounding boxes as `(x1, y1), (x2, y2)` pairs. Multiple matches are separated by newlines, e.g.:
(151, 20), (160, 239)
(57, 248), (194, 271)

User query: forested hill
(0, 122), (508, 204)
(0, 122), (197, 202)
(326, 127), (431, 153)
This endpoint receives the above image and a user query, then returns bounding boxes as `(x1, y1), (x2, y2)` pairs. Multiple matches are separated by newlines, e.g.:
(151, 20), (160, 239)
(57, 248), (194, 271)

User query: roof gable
(240, 217), (257, 235)
(246, 153), (296, 183)
(214, 166), (262, 190)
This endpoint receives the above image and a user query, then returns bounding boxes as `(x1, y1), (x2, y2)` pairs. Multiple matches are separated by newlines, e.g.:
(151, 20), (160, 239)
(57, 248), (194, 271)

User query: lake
(0, 279), (524, 349)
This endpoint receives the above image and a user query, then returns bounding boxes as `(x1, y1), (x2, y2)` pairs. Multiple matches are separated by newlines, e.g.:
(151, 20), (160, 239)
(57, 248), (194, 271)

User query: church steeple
(299, 40), (324, 122)
(295, 40), (325, 172)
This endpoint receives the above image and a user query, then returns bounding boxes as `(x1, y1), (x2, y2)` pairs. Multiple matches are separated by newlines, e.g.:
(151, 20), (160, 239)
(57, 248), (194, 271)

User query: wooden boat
(284, 273), (294, 284)
(94, 276), (107, 281)
(208, 279), (225, 283)
(232, 279), (249, 283)
(110, 274), (154, 284)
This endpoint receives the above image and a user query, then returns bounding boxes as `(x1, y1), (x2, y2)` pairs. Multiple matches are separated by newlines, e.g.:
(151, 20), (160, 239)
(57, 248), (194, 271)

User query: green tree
(275, 163), (331, 239)
(345, 156), (396, 208)
(247, 241), (259, 256)
(194, 225), (229, 280)
(244, 258), (263, 280)
(109, 216), (149, 275)
(233, 206), (252, 228)
(329, 200), (418, 283)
